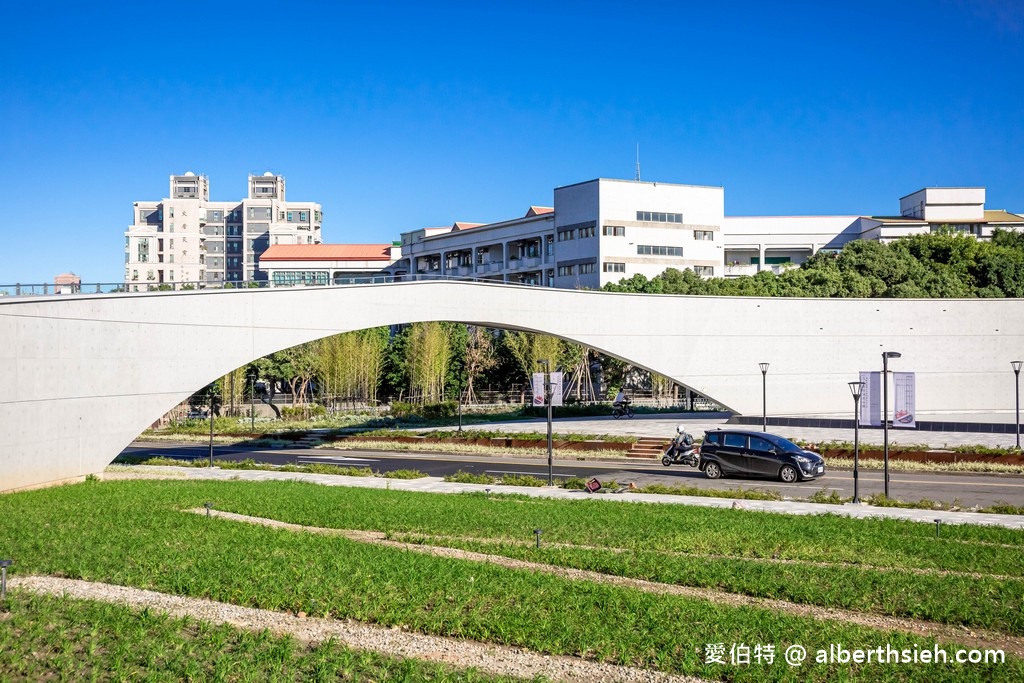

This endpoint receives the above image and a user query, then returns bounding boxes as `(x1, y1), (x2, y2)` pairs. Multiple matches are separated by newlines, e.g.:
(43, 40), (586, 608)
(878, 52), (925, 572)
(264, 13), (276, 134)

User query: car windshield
(769, 435), (805, 453)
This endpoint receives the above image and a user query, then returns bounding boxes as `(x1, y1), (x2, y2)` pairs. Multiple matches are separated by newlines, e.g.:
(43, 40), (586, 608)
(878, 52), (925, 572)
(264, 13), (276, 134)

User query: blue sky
(2, 0), (1022, 283)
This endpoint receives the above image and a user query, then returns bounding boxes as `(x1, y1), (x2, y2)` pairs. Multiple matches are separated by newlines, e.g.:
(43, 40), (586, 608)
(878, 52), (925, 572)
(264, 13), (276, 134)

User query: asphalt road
(123, 441), (1024, 509)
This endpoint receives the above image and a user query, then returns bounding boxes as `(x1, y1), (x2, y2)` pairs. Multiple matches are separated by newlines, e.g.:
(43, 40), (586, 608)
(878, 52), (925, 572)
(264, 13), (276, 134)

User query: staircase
(627, 437), (670, 459)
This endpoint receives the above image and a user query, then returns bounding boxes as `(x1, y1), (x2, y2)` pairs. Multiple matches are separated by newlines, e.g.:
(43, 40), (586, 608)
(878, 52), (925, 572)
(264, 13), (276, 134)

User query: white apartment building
(124, 172), (322, 289)
(250, 178), (1022, 289)
(389, 178), (724, 288)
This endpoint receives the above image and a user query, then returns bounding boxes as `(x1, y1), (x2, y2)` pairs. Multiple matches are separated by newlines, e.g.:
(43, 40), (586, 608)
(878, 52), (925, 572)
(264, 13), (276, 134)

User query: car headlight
(794, 455), (811, 463)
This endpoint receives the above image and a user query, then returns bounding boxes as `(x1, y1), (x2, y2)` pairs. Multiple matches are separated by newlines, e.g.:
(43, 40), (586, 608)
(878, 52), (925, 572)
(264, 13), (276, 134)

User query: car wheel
(662, 455), (673, 467)
(779, 465), (799, 483)
(704, 461), (722, 479)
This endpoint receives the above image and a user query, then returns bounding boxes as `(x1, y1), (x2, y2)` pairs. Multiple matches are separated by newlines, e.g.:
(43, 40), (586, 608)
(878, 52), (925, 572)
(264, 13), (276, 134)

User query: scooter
(662, 437), (700, 467)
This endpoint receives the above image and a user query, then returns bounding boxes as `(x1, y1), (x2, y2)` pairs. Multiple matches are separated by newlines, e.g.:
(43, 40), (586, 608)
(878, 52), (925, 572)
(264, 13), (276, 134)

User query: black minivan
(699, 429), (825, 482)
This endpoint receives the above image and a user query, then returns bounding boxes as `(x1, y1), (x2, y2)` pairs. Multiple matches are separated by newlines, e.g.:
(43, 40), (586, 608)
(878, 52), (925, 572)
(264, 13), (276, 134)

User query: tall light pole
(1013, 361), (1023, 449)
(208, 388), (215, 468)
(848, 381), (864, 504)
(882, 351), (901, 498)
(250, 375), (256, 432)
(539, 360), (553, 486)
(759, 362), (770, 431)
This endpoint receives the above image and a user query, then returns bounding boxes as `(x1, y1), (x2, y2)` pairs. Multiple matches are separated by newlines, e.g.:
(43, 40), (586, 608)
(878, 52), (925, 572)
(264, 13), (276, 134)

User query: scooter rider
(663, 425), (699, 466)
(672, 425), (694, 452)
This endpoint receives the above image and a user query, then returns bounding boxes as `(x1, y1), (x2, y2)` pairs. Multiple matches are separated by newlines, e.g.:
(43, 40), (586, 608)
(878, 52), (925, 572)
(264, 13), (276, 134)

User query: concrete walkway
(109, 465), (1024, 530)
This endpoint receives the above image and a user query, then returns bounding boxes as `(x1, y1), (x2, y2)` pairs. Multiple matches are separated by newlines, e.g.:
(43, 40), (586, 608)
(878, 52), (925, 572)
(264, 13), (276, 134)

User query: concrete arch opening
(3, 280), (1022, 492)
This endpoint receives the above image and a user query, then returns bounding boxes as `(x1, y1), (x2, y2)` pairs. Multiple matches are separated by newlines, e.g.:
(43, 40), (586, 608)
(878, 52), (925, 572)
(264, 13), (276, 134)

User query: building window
(545, 235), (554, 256)
(169, 207), (174, 218)
(557, 265), (575, 276)
(637, 245), (683, 256)
(579, 262), (595, 274)
(557, 229), (575, 242)
(603, 262), (625, 273)
(579, 225), (595, 238)
(169, 271), (174, 281)
(636, 211), (683, 223)
(287, 211), (293, 221)
(694, 230), (714, 240)
(300, 211), (308, 222)
(137, 239), (150, 263)
(602, 225), (626, 236)
(694, 266), (714, 277)
(271, 270), (329, 286)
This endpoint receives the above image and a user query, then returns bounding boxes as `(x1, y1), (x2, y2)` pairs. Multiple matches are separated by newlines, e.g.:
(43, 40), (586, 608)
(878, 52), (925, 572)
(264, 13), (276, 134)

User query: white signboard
(859, 371), (881, 427)
(550, 371), (564, 407)
(893, 372), (916, 428)
(532, 372), (545, 406)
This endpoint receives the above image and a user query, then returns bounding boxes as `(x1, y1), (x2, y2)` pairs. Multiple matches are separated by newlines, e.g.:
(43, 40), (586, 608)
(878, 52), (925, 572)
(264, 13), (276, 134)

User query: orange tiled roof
(525, 206), (554, 217)
(452, 222), (485, 231)
(259, 244), (394, 261)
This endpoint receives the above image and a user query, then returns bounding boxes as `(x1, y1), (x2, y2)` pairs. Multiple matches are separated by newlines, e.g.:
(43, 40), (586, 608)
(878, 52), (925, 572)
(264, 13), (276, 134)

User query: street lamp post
(250, 376), (256, 432)
(759, 363), (770, 431)
(457, 387), (464, 434)
(1013, 361), (1023, 449)
(882, 351), (901, 498)
(539, 360), (553, 486)
(848, 381), (864, 504)
(208, 389), (215, 468)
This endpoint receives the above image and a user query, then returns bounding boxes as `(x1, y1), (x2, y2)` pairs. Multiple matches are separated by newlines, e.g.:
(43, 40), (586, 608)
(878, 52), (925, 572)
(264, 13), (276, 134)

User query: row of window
(556, 263), (597, 276)
(272, 270), (329, 286)
(637, 211), (683, 223)
(637, 245), (683, 256)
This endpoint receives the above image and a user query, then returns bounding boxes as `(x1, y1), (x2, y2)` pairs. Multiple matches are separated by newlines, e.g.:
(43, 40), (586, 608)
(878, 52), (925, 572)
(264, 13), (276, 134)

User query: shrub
(383, 469), (428, 479)
(445, 470), (497, 484)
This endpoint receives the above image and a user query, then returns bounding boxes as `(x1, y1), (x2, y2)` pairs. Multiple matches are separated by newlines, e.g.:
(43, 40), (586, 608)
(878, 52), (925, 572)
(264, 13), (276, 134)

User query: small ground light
(935, 519), (941, 538)
(204, 502), (213, 517)
(0, 559), (12, 600)
(485, 488), (491, 498)
(533, 528), (542, 548)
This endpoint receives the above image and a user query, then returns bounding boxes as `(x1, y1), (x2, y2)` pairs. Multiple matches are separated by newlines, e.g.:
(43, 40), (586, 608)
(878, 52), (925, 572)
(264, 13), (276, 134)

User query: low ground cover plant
(2, 478), (1020, 681)
(0, 592), (516, 682)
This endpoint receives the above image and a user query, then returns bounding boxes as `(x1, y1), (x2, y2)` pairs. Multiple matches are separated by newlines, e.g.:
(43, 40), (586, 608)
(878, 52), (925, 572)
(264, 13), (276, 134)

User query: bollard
(485, 488), (491, 498)
(934, 519), (941, 538)
(204, 502), (213, 518)
(0, 559), (12, 600)
(533, 528), (542, 549)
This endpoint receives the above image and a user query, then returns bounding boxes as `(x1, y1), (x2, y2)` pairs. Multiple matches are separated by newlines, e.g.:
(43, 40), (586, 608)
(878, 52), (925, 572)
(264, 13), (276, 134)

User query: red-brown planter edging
(328, 435), (632, 452)
(821, 449), (1024, 465)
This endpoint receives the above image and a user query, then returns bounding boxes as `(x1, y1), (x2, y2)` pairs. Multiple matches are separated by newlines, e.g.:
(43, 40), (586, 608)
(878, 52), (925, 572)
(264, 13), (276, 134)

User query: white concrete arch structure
(3, 281), (1023, 492)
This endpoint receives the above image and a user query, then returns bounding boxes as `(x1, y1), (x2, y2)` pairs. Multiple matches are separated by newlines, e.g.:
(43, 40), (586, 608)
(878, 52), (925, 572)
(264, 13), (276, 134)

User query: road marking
(485, 470), (564, 477)
(297, 456), (379, 463)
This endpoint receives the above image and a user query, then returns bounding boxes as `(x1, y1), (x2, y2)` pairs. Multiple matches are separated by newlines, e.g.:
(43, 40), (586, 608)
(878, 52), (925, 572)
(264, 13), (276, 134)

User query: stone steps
(627, 437), (670, 459)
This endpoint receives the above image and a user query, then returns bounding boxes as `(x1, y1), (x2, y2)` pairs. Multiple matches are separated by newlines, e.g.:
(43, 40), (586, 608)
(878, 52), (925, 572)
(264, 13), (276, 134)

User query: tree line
(602, 229), (1024, 298)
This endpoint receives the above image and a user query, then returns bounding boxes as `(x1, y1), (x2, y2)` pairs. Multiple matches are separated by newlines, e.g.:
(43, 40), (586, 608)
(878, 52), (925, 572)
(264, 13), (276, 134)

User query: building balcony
(724, 264), (759, 277)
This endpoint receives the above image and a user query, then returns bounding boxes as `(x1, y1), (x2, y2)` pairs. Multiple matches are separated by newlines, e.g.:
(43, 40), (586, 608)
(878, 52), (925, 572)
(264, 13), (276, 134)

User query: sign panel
(550, 371), (564, 407)
(893, 372), (916, 428)
(531, 372), (545, 406)
(859, 371), (881, 427)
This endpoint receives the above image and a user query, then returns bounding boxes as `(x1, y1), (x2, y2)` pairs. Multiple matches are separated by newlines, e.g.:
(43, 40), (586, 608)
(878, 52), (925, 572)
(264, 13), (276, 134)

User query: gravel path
(10, 575), (703, 683)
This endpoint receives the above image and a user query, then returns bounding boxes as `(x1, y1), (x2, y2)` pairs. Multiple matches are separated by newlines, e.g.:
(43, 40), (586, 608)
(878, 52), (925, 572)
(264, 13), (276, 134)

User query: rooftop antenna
(634, 144), (641, 181)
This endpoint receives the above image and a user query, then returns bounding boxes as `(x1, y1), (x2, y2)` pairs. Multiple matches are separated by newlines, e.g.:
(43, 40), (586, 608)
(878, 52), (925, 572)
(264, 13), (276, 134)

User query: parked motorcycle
(662, 428), (700, 467)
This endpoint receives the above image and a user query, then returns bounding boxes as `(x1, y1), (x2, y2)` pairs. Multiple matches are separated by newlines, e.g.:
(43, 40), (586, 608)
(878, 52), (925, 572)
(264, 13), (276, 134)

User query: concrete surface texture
(2, 281), (1023, 491)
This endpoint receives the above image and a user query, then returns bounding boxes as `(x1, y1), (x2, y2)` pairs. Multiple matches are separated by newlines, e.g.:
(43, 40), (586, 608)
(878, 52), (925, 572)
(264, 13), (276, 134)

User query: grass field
(0, 477), (1021, 682)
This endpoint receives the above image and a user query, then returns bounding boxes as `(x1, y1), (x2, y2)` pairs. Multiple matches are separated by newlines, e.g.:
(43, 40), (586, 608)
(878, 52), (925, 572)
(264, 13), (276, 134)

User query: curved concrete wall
(2, 281), (1023, 492)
